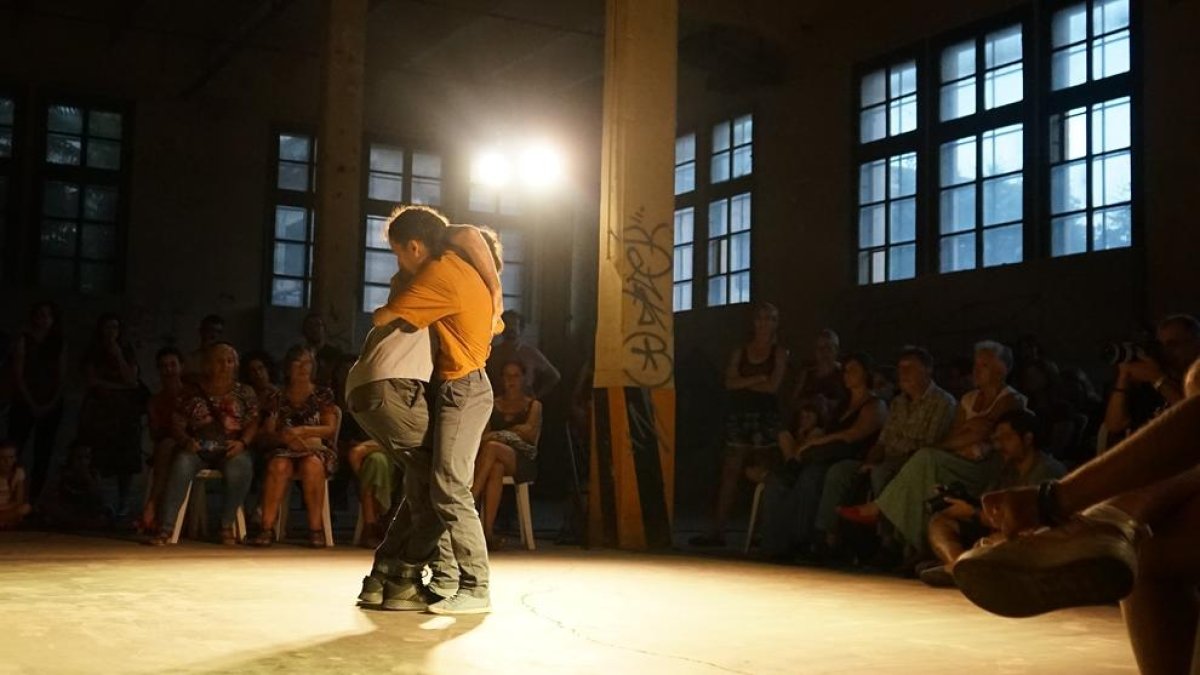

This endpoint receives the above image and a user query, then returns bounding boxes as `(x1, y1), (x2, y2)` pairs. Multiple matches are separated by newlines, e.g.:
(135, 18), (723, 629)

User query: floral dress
(175, 383), (260, 465)
(265, 386), (338, 475)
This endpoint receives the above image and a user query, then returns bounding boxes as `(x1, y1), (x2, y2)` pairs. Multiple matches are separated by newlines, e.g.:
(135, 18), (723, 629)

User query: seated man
(920, 409), (1065, 587)
(838, 340), (1026, 559)
(956, 359), (1200, 675)
(814, 346), (956, 548)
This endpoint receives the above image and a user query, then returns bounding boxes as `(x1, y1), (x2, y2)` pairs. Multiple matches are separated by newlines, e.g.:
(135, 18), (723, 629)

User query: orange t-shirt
(389, 251), (495, 380)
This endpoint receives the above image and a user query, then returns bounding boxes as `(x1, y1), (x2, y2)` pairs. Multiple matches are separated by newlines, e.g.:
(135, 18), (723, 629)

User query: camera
(1101, 339), (1164, 366)
(926, 482), (978, 514)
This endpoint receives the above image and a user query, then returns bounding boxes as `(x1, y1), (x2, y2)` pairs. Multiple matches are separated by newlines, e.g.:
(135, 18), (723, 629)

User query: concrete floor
(0, 532), (1137, 674)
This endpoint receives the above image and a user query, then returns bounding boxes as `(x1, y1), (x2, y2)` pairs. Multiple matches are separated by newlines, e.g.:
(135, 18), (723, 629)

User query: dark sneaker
(382, 578), (440, 611)
(427, 591), (492, 615)
(953, 504), (1142, 618)
(358, 574), (385, 606)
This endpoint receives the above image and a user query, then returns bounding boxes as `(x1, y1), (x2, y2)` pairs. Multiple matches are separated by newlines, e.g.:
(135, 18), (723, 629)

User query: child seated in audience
(0, 439), (33, 529)
(41, 442), (111, 530)
(745, 402), (824, 484)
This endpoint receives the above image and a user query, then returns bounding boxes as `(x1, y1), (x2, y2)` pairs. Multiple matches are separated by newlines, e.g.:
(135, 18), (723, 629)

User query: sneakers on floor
(382, 578), (441, 611)
(357, 573), (385, 606)
(426, 592), (492, 615)
(953, 504), (1143, 618)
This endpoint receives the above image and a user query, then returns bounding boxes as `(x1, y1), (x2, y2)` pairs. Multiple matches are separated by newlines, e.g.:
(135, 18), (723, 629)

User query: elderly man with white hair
(838, 340), (1027, 557)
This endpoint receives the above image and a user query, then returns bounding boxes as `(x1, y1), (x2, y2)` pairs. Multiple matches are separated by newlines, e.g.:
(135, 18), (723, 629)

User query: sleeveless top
(731, 344), (780, 414)
(490, 399), (533, 431)
(961, 386), (1025, 420)
(829, 393), (884, 452)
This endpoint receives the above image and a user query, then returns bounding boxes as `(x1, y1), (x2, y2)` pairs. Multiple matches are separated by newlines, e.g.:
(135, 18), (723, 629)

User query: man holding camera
(919, 409), (1065, 587)
(1103, 314), (1200, 444)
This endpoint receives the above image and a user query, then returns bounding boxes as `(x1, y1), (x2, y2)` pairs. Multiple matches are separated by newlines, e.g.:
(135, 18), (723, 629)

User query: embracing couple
(345, 205), (504, 615)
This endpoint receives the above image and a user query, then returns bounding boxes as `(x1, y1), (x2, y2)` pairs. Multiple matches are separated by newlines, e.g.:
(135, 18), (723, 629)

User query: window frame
(265, 126), (318, 309)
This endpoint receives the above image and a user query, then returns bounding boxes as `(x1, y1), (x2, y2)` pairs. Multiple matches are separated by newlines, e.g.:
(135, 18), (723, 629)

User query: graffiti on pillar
(621, 205), (674, 387)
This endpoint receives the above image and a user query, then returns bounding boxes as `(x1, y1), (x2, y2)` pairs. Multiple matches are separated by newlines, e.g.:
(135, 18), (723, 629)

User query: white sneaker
(426, 592), (492, 615)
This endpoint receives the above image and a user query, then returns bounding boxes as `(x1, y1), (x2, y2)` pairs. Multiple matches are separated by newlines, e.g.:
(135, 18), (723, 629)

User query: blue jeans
(157, 450), (254, 535)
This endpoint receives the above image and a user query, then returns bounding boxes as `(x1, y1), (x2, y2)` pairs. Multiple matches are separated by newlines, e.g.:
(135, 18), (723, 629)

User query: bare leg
(483, 464), (505, 542)
(298, 455), (327, 532)
(713, 445), (750, 535)
(472, 441), (502, 501)
(347, 441), (378, 476)
(260, 457), (293, 530)
(927, 512), (965, 569)
(141, 439), (175, 529)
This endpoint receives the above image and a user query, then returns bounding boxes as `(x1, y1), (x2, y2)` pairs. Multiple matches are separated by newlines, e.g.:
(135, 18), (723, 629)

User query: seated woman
(250, 345), (338, 548)
(137, 347), (185, 533)
(472, 360), (542, 550)
(147, 343), (259, 546)
(760, 353), (887, 559)
(0, 440), (33, 530)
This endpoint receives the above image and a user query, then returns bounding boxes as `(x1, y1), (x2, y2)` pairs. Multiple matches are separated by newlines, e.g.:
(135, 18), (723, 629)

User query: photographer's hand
(1123, 357), (1164, 385)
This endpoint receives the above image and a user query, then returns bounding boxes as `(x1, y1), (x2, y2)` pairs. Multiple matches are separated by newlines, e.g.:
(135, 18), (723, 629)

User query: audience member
(790, 328), (848, 414)
(920, 409), (1065, 587)
(1102, 314), (1200, 443)
(183, 314), (225, 383)
(691, 302), (789, 547)
(347, 439), (391, 548)
(838, 340), (1026, 561)
(473, 361), (542, 550)
(77, 313), (143, 519)
(936, 356), (975, 400)
(487, 310), (561, 398)
(242, 350), (281, 424)
(0, 439), (32, 529)
(147, 343), (258, 546)
(6, 300), (68, 503)
(815, 347), (957, 548)
(250, 346), (339, 547)
(40, 442), (110, 530)
(137, 347), (185, 533)
(302, 313), (343, 389)
(760, 352), (886, 558)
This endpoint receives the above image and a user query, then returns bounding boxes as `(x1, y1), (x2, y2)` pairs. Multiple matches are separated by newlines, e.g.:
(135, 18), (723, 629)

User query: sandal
(248, 527), (275, 547)
(309, 528), (327, 548)
(143, 533), (172, 546)
(219, 526), (239, 546)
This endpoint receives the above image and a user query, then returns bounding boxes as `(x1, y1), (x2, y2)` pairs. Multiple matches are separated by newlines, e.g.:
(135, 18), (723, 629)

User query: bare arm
(945, 392), (1021, 459)
(724, 348), (767, 390)
(746, 347), (787, 395)
(288, 404), (338, 441)
(446, 225), (504, 332)
(507, 400), (543, 445)
(1102, 368), (1134, 434)
(805, 399), (886, 448)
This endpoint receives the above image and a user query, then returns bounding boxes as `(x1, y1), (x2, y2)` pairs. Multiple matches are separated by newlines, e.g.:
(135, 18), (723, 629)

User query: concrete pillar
(311, 0), (367, 350)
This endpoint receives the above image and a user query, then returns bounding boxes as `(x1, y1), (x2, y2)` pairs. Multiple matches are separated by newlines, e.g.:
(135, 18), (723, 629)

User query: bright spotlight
(518, 142), (565, 189)
(472, 151), (512, 188)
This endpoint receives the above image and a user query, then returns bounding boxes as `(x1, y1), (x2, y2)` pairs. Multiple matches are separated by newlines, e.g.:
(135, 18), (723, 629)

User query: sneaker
(358, 573), (385, 606)
(381, 578), (440, 611)
(953, 504), (1143, 618)
(426, 592), (492, 615)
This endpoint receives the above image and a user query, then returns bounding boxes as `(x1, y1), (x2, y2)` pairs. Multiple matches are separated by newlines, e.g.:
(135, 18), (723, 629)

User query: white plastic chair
(502, 476), (536, 551)
(169, 469), (248, 544)
(275, 407), (341, 548)
(743, 482), (766, 554)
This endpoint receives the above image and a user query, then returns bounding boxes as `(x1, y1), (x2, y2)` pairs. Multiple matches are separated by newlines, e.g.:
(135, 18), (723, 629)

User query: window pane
(940, 186), (976, 234)
(730, 232), (751, 271)
(674, 163), (695, 195)
(859, 205), (886, 248)
(363, 285), (390, 313)
(1093, 30), (1130, 80)
(1050, 108), (1088, 162)
(83, 186), (118, 222)
(278, 161), (310, 191)
(79, 262), (116, 293)
(46, 134), (82, 165)
(982, 124), (1023, 176)
(941, 41), (975, 82)
(0, 98), (13, 125)
(985, 26), (1022, 68)
(1093, 97), (1131, 152)
(1051, 160), (1088, 214)
(732, 146), (752, 178)
(872, 250), (886, 282)
(707, 275), (727, 306)
(1051, 214), (1089, 256)
(730, 193), (751, 232)
(272, 278), (305, 307)
(860, 105), (886, 143)
(0, 130), (10, 158)
(709, 200), (728, 237)
(275, 206), (308, 241)
(889, 153), (917, 198)
(711, 151), (731, 183)
(88, 111), (122, 139)
(861, 70), (886, 107)
(940, 80), (976, 121)
(712, 121), (731, 152)
(888, 244), (916, 281)
(40, 220), (77, 256)
(364, 250), (395, 285)
(889, 94), (917, 135)
(81, 224), (116, 260)
(411, 177), (441, 206)
(47, 105), (83, 134)
(674, 208), (694, 243)
(44, 181), (80, 218)
(673, 282), (692, 312)
(983, 175), (1023, 225)
(889, 198), (916, 243)
(274, 242), (308, 276)
(857, 252), (871, 285)
(365, 215), (388, 250)
(1094, 205), (1132, 250)
(891, 61), (917, 96)
(984, 63), (1023, 109)
(940, 137), (976, 187)
(859, 160), (886, 204)
(983, 224), (1023, 267)
(501, 262), (524, 297)
(940, 232), (976, 272)
(1052, 43), (1088, 90)
(1094, 0), (1130, 35)
(708, 239), (728, 274)
(500, 192), (521, 217)
(1093, 151), (1132, 206)
(675, 134), (696, 163)
(86, 139), (121, 170)
(370, 145), (404, 173)
(412, 152), (441, 177)
(730, 271), (751, 304)
(469, 184), (497, 213)
(733, 115), (753, 145)
(279, 134), (312, 162)
(368, 174), (403, 202)
(1053, 4), (1088, 47)
(674, 244), (693, 282)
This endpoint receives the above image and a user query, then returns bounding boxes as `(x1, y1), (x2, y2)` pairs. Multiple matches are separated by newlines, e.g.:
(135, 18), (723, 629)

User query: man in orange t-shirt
(370, 205), (500, 615)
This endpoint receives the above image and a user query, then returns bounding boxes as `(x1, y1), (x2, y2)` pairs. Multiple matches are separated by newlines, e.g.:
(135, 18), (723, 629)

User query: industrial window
(672, 207), (694, 312)
(269, 132), (317, 307)
(674, 133), (695, 196)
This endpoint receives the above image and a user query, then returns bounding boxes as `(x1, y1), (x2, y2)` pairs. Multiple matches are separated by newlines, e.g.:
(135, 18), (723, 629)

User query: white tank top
(960, 386), (1024, 420)
(346, 325), (434, 393)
